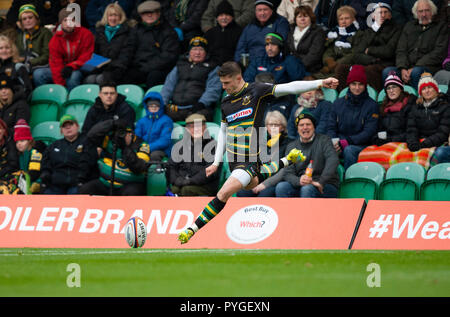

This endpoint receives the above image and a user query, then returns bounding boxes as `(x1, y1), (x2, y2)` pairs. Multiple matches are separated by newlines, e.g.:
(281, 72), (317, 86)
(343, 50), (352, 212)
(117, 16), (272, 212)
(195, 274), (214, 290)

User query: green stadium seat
(146, 163), (167, 196)
(31, 84), (68, 105)
(29, 102), (60, 128)
(31, 121), (62, 145)
(338, 85), (378, 101)
(145, 84), (163, 95)
(117, 84), (144, 110)
(404, 85), (418, 96)
(439, 84), (448, 94)
(322, 87), (338, 103)
(337, 164), (345, 182)
(60, 100), (91, 124)
(30, 84), (68, 128)
(419, 163), (450, 201)
(338, 162), (385, 201)
(67, 84), (99, 103)
(171, 122), (185, 144)
(378, 162), (426, 200)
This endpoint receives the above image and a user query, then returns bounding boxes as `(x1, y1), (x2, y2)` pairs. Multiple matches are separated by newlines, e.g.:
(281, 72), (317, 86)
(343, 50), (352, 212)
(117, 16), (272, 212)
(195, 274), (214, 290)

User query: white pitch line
(0, 249), (403, 257)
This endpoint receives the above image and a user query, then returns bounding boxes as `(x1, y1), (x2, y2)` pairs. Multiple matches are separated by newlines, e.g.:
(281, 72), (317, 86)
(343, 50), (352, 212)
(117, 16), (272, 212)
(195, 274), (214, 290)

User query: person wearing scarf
(287, 86), (332, 139)
(334, 2), (401, 92)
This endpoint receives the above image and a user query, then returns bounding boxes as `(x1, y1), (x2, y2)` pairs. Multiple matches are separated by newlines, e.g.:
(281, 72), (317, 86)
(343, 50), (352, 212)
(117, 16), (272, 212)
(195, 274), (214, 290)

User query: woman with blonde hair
(0, 34), (33, 98)
(84, 2), (133, 84)
(237, 110), (290, 197)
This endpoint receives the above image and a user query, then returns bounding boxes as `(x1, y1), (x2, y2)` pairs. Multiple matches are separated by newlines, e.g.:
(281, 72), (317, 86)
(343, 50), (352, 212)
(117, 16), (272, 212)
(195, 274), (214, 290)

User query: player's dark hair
(218, 61), (242, 77)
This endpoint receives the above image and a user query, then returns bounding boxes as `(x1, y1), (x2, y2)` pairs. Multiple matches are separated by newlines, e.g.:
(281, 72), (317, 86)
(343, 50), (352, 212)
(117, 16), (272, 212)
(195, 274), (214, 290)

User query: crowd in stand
(0, 0), (449, 198)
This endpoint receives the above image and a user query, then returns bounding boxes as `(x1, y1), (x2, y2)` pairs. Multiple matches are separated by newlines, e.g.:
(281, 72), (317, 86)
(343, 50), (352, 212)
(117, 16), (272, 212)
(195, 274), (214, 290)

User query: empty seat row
(339, 162), (450, 201)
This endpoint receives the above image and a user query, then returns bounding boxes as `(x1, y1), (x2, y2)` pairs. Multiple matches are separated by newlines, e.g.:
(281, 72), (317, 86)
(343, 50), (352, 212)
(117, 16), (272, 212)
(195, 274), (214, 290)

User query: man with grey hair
(382, 0), (447, 90)
(392, 0), (441, 26)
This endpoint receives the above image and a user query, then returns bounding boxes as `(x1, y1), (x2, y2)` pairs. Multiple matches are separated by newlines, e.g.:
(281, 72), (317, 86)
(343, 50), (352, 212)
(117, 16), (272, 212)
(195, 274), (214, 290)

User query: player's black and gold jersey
(221, 82), (275, 163)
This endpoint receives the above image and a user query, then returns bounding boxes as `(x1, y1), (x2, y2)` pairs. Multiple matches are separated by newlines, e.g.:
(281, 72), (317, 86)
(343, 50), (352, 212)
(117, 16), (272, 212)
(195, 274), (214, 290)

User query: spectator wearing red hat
(14, 119), (46, 193)
(407, 72), (450, 163)
(327, 65), (379, 169)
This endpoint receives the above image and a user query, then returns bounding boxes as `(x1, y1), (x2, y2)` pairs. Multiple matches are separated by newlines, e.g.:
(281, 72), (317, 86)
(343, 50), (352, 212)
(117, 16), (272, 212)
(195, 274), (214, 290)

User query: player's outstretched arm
(273, 78), (338, 97)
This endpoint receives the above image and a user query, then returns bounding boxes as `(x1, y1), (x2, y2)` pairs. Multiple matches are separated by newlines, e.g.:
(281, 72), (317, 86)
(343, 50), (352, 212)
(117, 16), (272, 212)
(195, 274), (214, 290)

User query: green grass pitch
(0, 248), (449, 297)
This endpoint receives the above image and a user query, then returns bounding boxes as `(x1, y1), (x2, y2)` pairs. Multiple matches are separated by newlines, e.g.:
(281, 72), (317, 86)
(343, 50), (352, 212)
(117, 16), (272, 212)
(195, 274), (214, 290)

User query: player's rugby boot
(178, 228), (195, 244)
(286, 148), (306, 164)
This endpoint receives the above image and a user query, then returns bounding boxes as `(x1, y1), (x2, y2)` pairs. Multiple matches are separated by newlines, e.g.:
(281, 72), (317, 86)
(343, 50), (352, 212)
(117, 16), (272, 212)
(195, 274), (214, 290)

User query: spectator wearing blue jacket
(135, 91), (173, 162)
(243, 32), (308, 84)
(327, 65), (379, 169)
(234, 0), (290, 65)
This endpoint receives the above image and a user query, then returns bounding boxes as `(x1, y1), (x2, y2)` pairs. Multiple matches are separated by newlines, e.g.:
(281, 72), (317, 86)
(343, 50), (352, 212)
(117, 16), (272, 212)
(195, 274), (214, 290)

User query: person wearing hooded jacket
(135, 91), (173, 162)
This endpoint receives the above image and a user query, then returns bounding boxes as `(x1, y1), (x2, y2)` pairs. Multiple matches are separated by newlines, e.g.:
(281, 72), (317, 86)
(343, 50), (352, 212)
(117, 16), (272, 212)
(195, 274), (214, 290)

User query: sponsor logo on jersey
(226, 107), (253, 122)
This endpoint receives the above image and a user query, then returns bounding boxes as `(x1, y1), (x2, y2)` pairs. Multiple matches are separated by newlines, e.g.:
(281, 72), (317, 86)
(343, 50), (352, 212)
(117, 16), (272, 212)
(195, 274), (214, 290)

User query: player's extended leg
(178, 172), (247, 244)
(177, 148), (305, 244)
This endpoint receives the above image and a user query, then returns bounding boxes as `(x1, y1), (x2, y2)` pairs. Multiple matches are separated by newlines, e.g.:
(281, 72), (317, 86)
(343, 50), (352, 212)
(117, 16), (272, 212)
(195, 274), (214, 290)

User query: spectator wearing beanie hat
(201, 0), (254, 33)
(0, 74), (30, 136)
(14, 119), (46, 193)
(243, 32), (308, 84)
(15, 4), (53, 88)
(357, 71), (418, 170)
(205, 0), (243, 65)
(275, 108), (340, 198)
(406, 72), (450, 163)
(161, 36), (222, 122)
(327, 64), (379, 169)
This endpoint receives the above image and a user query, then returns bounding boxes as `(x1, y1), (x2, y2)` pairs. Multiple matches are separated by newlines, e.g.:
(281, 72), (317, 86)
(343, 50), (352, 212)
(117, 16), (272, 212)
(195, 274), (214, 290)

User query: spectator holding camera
(78, 118), (150, 196)
(82, 82), (135, 135)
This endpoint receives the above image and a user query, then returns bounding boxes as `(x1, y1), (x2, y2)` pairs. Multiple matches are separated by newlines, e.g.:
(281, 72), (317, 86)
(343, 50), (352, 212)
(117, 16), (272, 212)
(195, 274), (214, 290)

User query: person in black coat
(374, 72), (416, 146)
(286, 6), (326, 74)
(204, 0), (243, 66)
(82, 82), (135, 135)
(40, 115), (87, 195)
(84, 2), (134, 85)
(0, 118), (19, 183)
(0, 74), (29, 137)
(117, 1), (180, 89)
(165, 0), (208, 52)
(407, 73), (450, 162)
(168, 113), (221, 196)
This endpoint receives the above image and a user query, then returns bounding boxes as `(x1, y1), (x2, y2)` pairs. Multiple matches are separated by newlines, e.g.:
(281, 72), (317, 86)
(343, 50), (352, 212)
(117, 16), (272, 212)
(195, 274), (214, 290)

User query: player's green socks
(192, 196), (227, 231)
